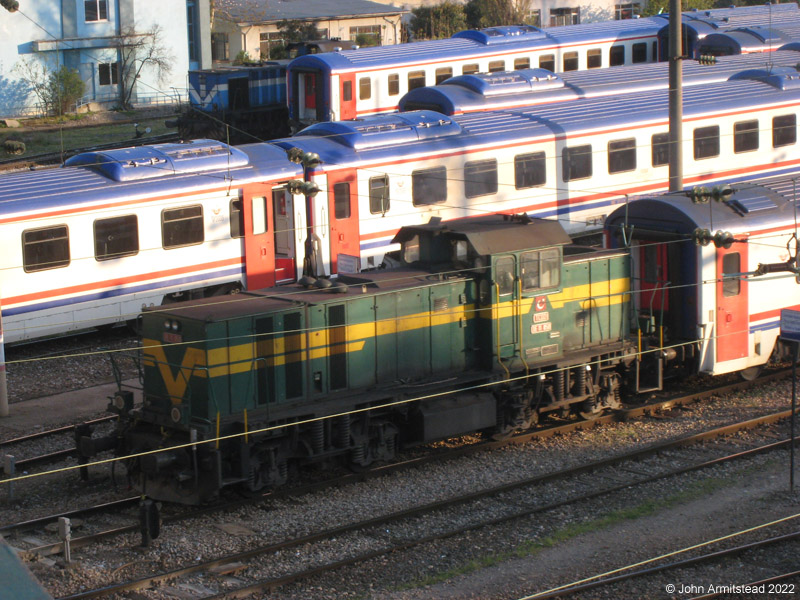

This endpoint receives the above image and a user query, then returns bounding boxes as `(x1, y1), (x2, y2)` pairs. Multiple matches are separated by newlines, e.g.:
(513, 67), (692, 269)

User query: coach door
(716, 243), (748, 363)
(639, 241), (669, 312)
(273, 187), (297, 283)
(339, 73), (356, 120)
(327, 169), (360, 274)
(242, 184), (276, 290)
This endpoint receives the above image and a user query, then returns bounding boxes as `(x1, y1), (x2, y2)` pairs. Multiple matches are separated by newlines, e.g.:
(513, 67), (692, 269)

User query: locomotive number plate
(531, 322), (552, 334)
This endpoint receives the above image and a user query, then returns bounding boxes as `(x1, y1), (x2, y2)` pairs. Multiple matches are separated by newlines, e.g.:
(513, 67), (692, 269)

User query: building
(0, 0), (210, 117)
(211, 0), (407, 64)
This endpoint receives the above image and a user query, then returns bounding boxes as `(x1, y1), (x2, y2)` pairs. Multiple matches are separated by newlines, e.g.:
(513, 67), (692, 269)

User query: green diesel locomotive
(80, 215), (642, 504)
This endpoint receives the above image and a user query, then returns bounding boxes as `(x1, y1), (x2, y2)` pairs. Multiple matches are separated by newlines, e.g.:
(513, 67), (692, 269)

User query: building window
(488, 60), (505, 72)
(514, 57), (530, 70)
(773, 114), (797, 147)
(260, 31), (285, 60)
(369, 176), (390, 214)
(539, 54), (555, 71)
(187, 0), (197, 61)
(608, 138), (636, 174)
(412, 166), (447, 206)
(408, 70), (426, 91)
(464, 159), (497, 198)
(350, 24), (381, 45)
(84, 0), (107, 21)
(562, 144), (592, 181)
(652, 132), (669, 167)
(435, 67), (452, 84)
(632, 42), (647, 63)
(615, 3), (639, 19)
(734, 120), (759, 153)
(610, 45), (625, 66)
(22, 226), (70, 272)
(515, 152), (546, 189)
(388, 73), (399, 95)
(162, 205), (204, 249)
(550, 7), (579, 26)
(694, 125), (720, 160)
(563, 52), (578, 72)
(359, 77), (371, 100)
(98, 62), (118, 86)
(462, 63), (479, 75)
(528, 9), (541, 27)
(211, 33), (229, 61)
(587, 49), (602, 69)
(94, 215), (138, 261)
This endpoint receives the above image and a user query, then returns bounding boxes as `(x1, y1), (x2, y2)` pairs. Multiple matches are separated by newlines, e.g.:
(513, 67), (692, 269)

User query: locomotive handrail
(517, 279), (530, 377)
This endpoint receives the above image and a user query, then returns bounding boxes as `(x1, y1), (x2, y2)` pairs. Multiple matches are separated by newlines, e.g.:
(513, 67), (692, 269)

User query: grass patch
(0, 113), (178, 157)
(397, 462), (768, 591)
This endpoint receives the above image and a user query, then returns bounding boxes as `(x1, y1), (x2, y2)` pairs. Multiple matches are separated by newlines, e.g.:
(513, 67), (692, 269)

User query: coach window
(412, 166), (447, 206)
(388, 73), (399, 96)
(408, 70), (426, 91)
(515, 152), (546, 188)
(488, 60), (505, 72)
(369, 175), (390, 214)
(162, 205), (204, 249)
(694, 125), (719, 160)
(514, 57), (530, 70)
(609, 45), (624, 66)
(773, 114), (797, 147)
(587, 48), (602, 69)
(608, 138), (636, 174)
(94, 215), (138, 260)
(539, 54), (555, 71)
(342, 80), (352, 102)
(652, 132), (669, 167)
(722, 253), (740, 297)
(632, 42), (647, 63)
(333, 183), (350, 219)
(563, 52), (579, 71)
(359, 77), (371, 100)
(462, 63), (479, 75)
(734, 120), (759, 153)
(22, 225), (70, 272)
(464, 159), (498, 198)
(230, 199), (243, 238)
(562, 144), (593, 181)
(435, 67), (452, 84)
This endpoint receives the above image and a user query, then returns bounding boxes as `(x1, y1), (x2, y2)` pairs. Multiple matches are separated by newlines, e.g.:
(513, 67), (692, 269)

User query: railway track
(48, 408), (797, 599)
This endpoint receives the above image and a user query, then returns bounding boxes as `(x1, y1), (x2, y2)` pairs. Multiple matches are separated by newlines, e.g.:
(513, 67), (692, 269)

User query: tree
(464, 0), (536, 29)
(13, 58), (84, 116)
(114, 24), (174, 109)
(640, 0), (715, 17)
(409, 1), (467, 41)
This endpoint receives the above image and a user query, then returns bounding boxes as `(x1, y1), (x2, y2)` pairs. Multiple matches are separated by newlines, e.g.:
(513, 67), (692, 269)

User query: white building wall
(0, 0), (195, 117)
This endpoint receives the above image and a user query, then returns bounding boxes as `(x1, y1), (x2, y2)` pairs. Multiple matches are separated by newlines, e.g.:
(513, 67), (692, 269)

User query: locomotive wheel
(578, 396), (603, 420)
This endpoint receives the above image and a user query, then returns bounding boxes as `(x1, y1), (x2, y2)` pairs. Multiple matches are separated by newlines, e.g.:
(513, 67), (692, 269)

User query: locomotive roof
(0, 140), (300, 215)
(286, 75), (800, 163)
(605, 171), (800, 237)
(398, 51), (800, 114)
(391, 214), (572, 255)
(698, 25), (800, 53)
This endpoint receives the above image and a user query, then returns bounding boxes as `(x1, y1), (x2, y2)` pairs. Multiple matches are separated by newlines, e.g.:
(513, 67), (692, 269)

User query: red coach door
(339, 73), (356, 120)
(326, 169), (360, 275)
(243, 184), (276, 290)
(715, 242), (748, 363)
(639, 241), (669, 312)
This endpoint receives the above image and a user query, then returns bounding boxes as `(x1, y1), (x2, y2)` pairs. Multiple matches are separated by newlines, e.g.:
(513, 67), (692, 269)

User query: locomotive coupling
(77, 433), (118, 458)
